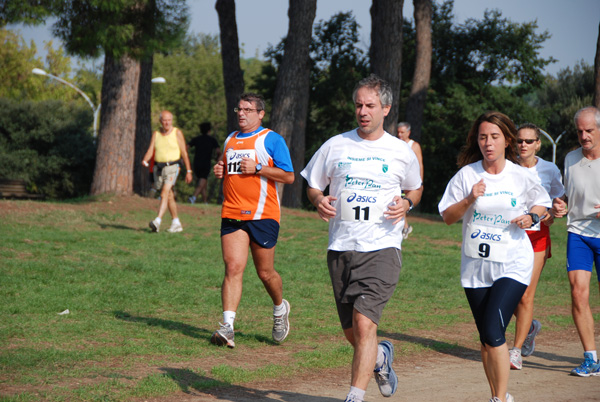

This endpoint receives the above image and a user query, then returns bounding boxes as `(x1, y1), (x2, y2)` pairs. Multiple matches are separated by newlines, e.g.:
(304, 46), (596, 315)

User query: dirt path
(140, 333), (598, 402)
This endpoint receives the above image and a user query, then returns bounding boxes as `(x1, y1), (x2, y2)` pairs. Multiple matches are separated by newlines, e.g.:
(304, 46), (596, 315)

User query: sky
(9, 0), (600, 77)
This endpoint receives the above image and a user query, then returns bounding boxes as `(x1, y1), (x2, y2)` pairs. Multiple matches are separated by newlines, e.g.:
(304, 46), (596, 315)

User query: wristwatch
(402, 196), (414, 212)
(527, 212), (540, 225)
(255, 163), (263, 174)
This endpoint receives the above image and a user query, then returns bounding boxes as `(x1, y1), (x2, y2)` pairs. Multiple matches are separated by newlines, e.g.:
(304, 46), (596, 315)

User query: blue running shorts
(567, 232), (600, 282)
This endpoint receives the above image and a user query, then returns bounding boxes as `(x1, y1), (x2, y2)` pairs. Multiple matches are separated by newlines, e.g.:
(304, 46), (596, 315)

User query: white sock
(273, 301), (286, 316)
(155, 217), (162, 225)
(375, 344), (385, 369)
(513, 347), (521, 353)
(347, 386), (365, 402)
(585, 350), (598, 362)
(172, 217), (181, 225)
(223, 311), (236, 329)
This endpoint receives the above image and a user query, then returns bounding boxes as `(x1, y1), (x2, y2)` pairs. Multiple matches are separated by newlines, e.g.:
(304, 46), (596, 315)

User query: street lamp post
(32, 68), (166, 138)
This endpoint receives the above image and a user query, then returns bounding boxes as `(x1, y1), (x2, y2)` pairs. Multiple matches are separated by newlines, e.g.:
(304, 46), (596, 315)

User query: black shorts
(220, 218), (280, 249)
(193, 164), (211, 179)
(464, 277), (527, 347)
(327, 248), (402, 329)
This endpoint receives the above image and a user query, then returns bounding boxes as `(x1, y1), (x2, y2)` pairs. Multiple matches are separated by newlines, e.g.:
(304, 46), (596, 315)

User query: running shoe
(344, 395), (360, 402)
(188, 196), (196, 204)
(210, 322), (235, 348)
(509, 348), (522, 370)
(149, 218), (160, 232)
(571, 352), (600, 377)
(521, 319), (541, 356)
(402, 225), (413, 239)
(167, 221), (183, 233)
(272, 299), (290, 342)
(489, 395), (513, 402)
(374, 340), (398, 397)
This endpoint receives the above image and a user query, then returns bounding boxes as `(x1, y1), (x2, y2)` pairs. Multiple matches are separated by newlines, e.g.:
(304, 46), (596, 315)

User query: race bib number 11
(340, 189), (385, 223)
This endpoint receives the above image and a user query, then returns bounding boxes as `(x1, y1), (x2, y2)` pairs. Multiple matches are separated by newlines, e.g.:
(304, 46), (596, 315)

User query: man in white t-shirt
(301, 74), (422, 402)
(553, 106), (600, 377)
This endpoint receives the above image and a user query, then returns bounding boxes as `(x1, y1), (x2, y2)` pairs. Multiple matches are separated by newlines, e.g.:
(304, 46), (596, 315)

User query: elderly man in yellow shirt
(142, 110), (192, 232)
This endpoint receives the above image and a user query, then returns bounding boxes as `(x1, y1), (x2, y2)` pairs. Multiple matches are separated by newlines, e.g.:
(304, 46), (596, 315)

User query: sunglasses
(517, 139), (537, 144)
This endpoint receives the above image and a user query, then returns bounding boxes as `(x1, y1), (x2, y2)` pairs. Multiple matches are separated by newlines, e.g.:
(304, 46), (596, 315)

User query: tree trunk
(90, 53), (140, 196)
(405, 0), (432, 143)
(133, 57), (153, 196)
(594, 21), (600, 109)
(271, 0), (317, 209)
(370, 0), (404, 134)
(216, 0), (245, 133)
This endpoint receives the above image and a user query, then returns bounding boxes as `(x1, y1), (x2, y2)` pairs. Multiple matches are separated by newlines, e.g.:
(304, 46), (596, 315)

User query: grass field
(0, 196), (592, 401)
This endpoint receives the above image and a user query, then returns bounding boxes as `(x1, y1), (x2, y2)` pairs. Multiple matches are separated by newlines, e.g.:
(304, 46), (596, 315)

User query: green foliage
(258, 11), (368, 160)
(0, 27), (86, 102)
(51, 0), (189, 60)
(400, 0), (556, 212)
(152, 34), (227, 139)
(0, 0), (55, 26)
(0, 98), (96, 198)
(533, 62), (595, 170)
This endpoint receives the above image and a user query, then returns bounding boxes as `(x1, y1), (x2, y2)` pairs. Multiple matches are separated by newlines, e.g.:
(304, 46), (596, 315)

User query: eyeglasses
(234, 107), (260, 114)
(517, 139), (537, 144)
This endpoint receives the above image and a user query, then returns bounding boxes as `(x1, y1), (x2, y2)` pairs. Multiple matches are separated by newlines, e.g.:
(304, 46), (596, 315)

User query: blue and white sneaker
(571, 352), (600, 377)
(374, 340), (398, 397)
(521, 319), (541, 357)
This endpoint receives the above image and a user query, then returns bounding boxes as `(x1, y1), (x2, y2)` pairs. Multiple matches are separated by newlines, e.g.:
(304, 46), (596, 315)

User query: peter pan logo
(473, 209), (510, 226)
(344, 175), (381, 190)
(382, 164), (388, 173)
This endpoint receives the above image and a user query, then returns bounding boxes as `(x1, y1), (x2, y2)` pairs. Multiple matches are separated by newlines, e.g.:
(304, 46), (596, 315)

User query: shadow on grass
(113, 311), (278, 346)
(379, 331), (480, 362)
(97, 223), (146, 231)
(160, 367), (340, 402)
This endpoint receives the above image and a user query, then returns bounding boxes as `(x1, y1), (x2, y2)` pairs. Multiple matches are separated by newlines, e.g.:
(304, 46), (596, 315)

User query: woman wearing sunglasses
(509, 123), (565, 370)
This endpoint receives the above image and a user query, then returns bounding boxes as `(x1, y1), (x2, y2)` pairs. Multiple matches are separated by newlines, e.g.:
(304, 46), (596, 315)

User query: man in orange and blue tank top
(142, 110), (192, 233)
(210, 93), (294, 348)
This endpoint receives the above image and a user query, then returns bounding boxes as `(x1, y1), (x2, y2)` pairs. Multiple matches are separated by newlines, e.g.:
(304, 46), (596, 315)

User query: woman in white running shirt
(438, 111), (551, 402)
(508, 123), (564, 370)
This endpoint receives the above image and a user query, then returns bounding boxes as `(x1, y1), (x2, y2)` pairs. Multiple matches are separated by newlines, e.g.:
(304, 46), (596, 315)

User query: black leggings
(464, 277), (527, 347)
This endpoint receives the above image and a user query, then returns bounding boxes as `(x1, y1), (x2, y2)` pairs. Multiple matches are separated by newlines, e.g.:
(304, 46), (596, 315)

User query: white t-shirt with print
(525, 156), (564, 231)
(301, 129), (422, 252)
(438, 160), (552, 288)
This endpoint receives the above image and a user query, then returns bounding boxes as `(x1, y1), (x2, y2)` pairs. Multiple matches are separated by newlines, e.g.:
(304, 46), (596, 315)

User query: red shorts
(526, 223), (552, 257)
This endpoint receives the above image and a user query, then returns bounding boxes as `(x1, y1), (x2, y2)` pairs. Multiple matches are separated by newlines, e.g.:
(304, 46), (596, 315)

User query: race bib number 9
(464, 223), (509, 263)
(226, 149), (256, 175)
(340, 189), (385, 223)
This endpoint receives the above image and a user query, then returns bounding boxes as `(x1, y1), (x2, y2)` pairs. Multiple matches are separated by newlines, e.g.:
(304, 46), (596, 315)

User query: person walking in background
(211, 93), (294, 348)
(396, 122), (423, 239)
(508, 123), (564, 370)
(438, 111), (551, 402)
(552, 106), (600, 377)
(302, 75), (422, 402)
(188, 122), (221, 204)
(142, 110), (192, 233)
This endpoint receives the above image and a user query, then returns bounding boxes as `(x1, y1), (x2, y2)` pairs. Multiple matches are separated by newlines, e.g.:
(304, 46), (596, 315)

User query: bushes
(0, 98), (96, 198)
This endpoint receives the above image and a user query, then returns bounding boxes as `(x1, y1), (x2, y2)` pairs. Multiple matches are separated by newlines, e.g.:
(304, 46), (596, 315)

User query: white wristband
(142, 161), (149, 167)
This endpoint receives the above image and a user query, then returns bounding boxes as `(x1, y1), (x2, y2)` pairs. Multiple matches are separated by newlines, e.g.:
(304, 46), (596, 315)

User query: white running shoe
(272, 299), (290, 342)
(211, 322), (235, 348)
(509, 348), (522, 370)
(167, 221), (183, 233)
(149, 218), (160, 232)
